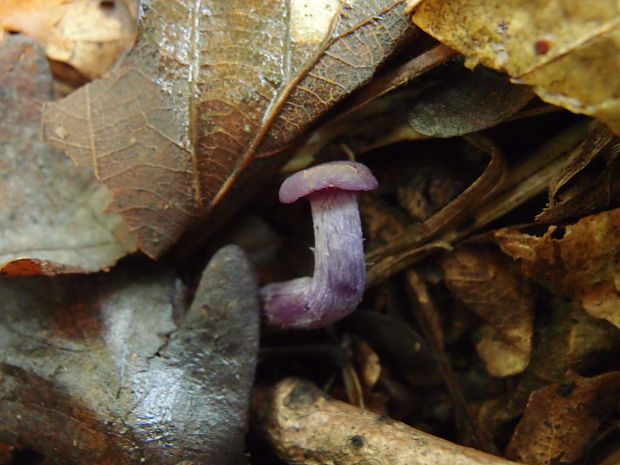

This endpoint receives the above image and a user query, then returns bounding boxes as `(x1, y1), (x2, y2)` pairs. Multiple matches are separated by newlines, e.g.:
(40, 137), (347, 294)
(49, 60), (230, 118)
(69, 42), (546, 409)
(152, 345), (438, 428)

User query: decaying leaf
(506, 372), (620, 465)
(42, 0), (415, 258)
(0, 245), (260, 464)
(0, 0), (137, 80)
(407, 65), (534, 137)
(285, 43), (458, 167)
(495, 208), (620, 329)
(408, 0), (620, 134)
(344, 310), (438, 387)
(0, 35), (137, 274)
(254, 377), (522, 465)
(441, 246), (535, 377)
(536, 154), (620, 226)
(475, 296), (620, 450)
(535, 298), (620, 374)
(545, 121), (615, 202)
(536, 121), (619, 224)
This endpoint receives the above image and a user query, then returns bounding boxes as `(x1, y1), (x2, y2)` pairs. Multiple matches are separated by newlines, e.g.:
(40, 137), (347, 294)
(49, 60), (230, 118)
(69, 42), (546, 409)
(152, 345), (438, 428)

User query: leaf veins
(43, 0), (414, 257)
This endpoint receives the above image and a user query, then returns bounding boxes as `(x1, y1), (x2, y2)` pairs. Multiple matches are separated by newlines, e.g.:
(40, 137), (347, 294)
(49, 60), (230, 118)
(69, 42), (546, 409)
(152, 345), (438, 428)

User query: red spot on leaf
(534, 38), (552, 55)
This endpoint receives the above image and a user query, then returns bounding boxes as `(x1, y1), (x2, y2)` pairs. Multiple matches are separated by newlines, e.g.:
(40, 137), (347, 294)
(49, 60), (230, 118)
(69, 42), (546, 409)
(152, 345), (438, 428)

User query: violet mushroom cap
(261, 161), (378, 329)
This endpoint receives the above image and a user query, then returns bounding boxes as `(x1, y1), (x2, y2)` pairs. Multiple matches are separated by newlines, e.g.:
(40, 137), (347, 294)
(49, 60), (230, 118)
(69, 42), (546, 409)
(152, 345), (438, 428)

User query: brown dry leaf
(407, 0), (620, 135)
(0, 35), (137, 274)
(42, 0), (415, 258)
(528, 298), (620, 379)
(475, 299), (620, 453)
(353, 337), (382, 389)
(560, 299), (620, 371)
(506, 372), (620, 465)
(0, 0), (136, 79)
(545, 121), (615, 203)
(536, 121), (619, 224)
(536, 155), (620, 225)
(495, 208), (620, 329)
(283, 43), (457, 168)
(441, 246), (535, 377)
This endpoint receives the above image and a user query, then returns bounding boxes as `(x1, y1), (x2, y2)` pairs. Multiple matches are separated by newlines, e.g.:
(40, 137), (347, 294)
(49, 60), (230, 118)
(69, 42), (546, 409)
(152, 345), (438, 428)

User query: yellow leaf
(407, 0), (620, 134)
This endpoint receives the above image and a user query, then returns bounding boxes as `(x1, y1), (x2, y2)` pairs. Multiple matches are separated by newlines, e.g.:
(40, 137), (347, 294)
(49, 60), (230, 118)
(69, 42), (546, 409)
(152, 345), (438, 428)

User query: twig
(254, 377), (523, 465)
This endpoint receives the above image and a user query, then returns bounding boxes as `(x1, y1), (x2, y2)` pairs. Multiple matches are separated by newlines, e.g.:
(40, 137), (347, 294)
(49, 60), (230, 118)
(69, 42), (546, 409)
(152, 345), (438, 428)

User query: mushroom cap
(279, 161), (379, 204)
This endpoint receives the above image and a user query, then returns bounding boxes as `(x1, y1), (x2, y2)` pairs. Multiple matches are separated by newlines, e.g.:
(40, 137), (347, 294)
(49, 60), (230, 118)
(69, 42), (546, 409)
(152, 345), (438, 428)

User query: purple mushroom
(261, 161), (378, 329)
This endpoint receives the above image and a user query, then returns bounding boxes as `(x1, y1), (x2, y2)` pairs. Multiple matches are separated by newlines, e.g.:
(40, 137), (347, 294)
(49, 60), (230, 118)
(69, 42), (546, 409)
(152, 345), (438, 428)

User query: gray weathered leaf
(0, 245), (259, 464)
(408, 65), (533, 137)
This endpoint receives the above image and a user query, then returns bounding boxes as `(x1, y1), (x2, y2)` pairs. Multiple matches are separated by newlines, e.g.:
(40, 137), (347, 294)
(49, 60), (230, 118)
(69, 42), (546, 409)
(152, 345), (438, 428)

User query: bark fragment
(254, 377), (523, 465)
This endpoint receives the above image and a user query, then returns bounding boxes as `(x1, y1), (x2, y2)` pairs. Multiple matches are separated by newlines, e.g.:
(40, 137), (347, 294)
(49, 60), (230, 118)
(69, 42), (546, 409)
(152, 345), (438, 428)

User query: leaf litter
(0, 35), (137, 274)
(2, 1), (620, 464)
(42, 0), (416, 258)
(408, 0), (620, 135)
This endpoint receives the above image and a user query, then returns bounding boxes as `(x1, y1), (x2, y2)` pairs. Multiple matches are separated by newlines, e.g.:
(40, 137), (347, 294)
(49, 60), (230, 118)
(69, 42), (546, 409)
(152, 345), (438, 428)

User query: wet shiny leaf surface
(42, 0), (415, 258)
(0, 245), (259, 464)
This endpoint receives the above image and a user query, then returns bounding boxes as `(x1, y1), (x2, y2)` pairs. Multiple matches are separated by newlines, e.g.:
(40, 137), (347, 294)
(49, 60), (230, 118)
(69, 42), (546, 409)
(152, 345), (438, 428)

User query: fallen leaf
(441, 246), (535, 377)
(408, 0), (620, 134)
(536, 121), (620, 224)
(343, 310), (438, 387)
(352, 337), (382, 389)
(0, 245), (260, 464)
(0, 0), (137, 80)
(0, 0), (68, 45)
(545, 121), (615, 202)
(495, 208), (620, 329)
(536, 154), (620, 225)
(285, 43), (457, 167)
(42, 0), (415, 258)
(506, 372), (620, 465)
(0, 35), (137, 274)
(559, 299), (620, 372)
(407, 65), (534, 137)
(475, 296), (620, 449)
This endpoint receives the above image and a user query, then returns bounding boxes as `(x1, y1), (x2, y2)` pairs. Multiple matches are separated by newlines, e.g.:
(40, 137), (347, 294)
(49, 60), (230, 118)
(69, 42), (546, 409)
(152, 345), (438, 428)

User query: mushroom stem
(262, 190), (365, 329)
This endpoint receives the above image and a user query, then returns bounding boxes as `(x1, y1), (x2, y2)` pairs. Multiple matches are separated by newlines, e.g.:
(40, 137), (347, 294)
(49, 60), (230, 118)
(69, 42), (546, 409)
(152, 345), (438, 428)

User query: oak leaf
(43, 0), (415, 258)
